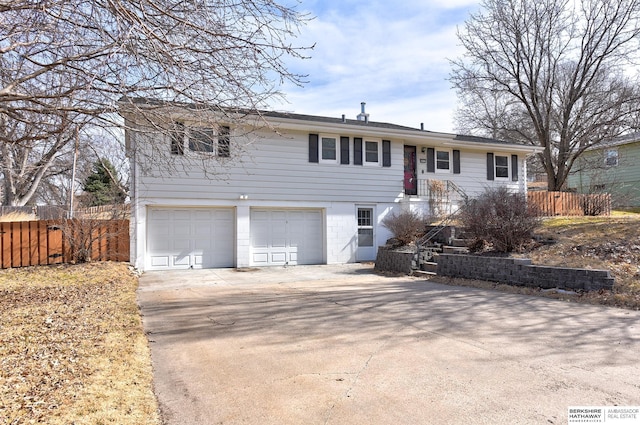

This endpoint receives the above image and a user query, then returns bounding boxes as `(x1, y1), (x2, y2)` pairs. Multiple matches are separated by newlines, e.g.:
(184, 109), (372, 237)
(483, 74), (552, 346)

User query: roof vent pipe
(357, 102), (370, 122)
(342, 114), (346, 123)
(421, 123), (424, 131)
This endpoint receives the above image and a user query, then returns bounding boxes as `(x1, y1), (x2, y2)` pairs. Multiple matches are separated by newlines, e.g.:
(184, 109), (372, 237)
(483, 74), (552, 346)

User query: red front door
(404, 145), (417, 195)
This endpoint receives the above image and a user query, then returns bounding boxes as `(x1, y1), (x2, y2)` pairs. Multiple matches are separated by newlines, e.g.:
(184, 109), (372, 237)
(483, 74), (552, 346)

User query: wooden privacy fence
(0, 219), (129, 269)
(527, 191), (611, 216)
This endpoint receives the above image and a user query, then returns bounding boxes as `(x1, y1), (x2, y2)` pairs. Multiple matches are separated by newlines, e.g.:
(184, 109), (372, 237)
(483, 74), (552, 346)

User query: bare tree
(0, 0), (311, 205)
(451, 0), (640, 191)
(0, 109), (80, 206)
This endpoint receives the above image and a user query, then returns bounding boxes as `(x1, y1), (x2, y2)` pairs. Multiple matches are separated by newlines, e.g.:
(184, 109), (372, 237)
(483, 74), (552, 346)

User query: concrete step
(451, 238), (470, 247)
(421, 261), (438, 273)
(442, 246), (469, 254)
(412, 269), (436, 277)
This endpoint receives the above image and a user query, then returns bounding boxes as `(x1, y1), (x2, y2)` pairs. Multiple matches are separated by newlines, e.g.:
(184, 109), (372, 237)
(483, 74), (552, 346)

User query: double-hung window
(321, 135), (338, 163)
(436, 150), (450, 172)
(494, 154), (509, 178)
(487, 152), (517, 181)
(364, 140), (380, 165)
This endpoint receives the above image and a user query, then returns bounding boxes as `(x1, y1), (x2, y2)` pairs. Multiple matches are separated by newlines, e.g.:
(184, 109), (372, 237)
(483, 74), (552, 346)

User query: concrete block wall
(437, 254), (614, 291)
(374, 246), (416, 274)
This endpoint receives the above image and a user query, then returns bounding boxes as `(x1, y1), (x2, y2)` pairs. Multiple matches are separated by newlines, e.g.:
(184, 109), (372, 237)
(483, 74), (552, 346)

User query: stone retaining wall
(374, 246), (415, 274)
(436, 254), (614, 291)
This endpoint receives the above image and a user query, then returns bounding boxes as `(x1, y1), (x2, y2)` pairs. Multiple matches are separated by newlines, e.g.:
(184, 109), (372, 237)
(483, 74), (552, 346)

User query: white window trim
(188, 127), (216, 153)
(435, 148), (452, 174)
(494, 152), (510, 180)
(364, 138), (381, 166)
(176, 124), (231, 157)
(320, 134), (339, 164)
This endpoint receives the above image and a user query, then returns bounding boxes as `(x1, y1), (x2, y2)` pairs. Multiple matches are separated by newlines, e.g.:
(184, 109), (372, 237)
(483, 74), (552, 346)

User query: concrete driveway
(137, 264), (640, 425)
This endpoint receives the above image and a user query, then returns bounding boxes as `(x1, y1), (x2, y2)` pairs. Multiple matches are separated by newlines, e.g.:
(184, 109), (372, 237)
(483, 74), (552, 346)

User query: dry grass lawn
(0, 263), (160, 425)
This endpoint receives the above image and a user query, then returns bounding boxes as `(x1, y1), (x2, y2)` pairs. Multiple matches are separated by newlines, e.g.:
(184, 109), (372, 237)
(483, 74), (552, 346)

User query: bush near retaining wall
(436, 254), (614, 291)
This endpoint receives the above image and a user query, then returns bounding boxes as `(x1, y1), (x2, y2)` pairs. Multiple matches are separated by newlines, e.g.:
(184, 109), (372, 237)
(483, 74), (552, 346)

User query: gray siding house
(121, 100), (539, 271)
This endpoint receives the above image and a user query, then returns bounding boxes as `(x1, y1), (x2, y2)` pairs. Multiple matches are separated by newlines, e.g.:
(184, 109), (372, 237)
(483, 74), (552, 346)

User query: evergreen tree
(82, 159), (126, 207)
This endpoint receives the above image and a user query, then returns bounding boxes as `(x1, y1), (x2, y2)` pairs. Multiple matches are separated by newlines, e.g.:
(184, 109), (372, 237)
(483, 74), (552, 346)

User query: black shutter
(217, 126), (230, 157)
(309, 134), (319, 163)
(453, 150), (461, 174)
(382, 140), (391, 167)
(354, 137), (363, 165)
(171, 122), (185, 155)
(487, 153), (495, 180)
(511, 154), (519, 181)
(426, 148), (435, 173)
(340, 136), (350, 165)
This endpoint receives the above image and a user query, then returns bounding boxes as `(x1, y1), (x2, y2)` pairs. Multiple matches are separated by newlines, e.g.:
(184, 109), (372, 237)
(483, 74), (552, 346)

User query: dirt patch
(0, 263), (160, 424)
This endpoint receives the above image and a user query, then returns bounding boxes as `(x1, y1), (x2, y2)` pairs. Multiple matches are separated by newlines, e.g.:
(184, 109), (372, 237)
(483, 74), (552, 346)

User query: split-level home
(121, 100), (539, 271)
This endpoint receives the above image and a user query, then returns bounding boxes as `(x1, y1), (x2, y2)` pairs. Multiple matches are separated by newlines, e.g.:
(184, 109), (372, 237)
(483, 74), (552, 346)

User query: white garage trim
(250, 208), (324, 266)
(147, 207), (235, 270)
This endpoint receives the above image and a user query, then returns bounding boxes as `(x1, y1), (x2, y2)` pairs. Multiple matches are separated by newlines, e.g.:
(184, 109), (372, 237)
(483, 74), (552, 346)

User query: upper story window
(189, 127), (215, 153)
(604, 148), (618, 167)
(308, 134), (390, 167)
(426, 147), (460, 174)
(321, 135), (338, 163)
(365, 140), (380, 165)
(436, 150), (450, 172)
(487, 152), (518, 181)
(171, 122), (231, 157)
(495, 154), (509, 178)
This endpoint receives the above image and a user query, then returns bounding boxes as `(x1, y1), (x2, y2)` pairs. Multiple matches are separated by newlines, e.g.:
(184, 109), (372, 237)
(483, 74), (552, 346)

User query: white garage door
(147, 208), (235, 269)
(250, 209), (323, 266)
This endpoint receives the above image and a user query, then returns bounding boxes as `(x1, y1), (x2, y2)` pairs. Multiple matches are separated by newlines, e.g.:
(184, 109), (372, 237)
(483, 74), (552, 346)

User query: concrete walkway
(138, 264), (640, 425)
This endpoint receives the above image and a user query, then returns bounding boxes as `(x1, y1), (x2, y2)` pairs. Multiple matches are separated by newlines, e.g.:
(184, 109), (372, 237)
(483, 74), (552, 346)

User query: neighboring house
(121, 100), (539, 271)
(567, 133), (640, 207)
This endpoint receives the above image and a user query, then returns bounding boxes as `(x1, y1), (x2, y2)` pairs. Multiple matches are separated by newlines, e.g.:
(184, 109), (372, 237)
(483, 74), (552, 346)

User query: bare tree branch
(451, 0), (640, 191)
(0, 0), (311, 205)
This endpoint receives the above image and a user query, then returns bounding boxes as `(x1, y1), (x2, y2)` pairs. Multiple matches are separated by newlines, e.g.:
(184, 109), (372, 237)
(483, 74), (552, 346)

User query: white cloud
(272, 0), (480, 133)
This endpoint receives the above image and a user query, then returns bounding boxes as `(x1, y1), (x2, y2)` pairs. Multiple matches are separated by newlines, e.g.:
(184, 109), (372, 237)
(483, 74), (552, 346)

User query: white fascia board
(441, 140), (543, 155)
(264, 115), (457, 143)
(264, 115), (543, 153)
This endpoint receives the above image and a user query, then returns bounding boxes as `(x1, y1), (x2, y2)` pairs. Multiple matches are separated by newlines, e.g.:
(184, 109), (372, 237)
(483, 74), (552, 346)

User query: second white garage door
(147, 208), (235, 269)
(250, 209), (323, 266)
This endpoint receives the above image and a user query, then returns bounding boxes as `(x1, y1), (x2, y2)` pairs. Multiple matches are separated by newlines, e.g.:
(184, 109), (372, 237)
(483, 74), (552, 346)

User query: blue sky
(271, 0), (481, 134)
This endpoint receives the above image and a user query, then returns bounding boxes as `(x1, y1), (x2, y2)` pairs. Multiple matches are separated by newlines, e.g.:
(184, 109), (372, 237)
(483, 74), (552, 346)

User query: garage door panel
(173, 255), (190, 266)
(271, 252), (287, 263)
(250, 209), (323, 266)
(151, 256), (170, 267)
(253, 253), (268, 264)
(147, 208), (235, 270)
